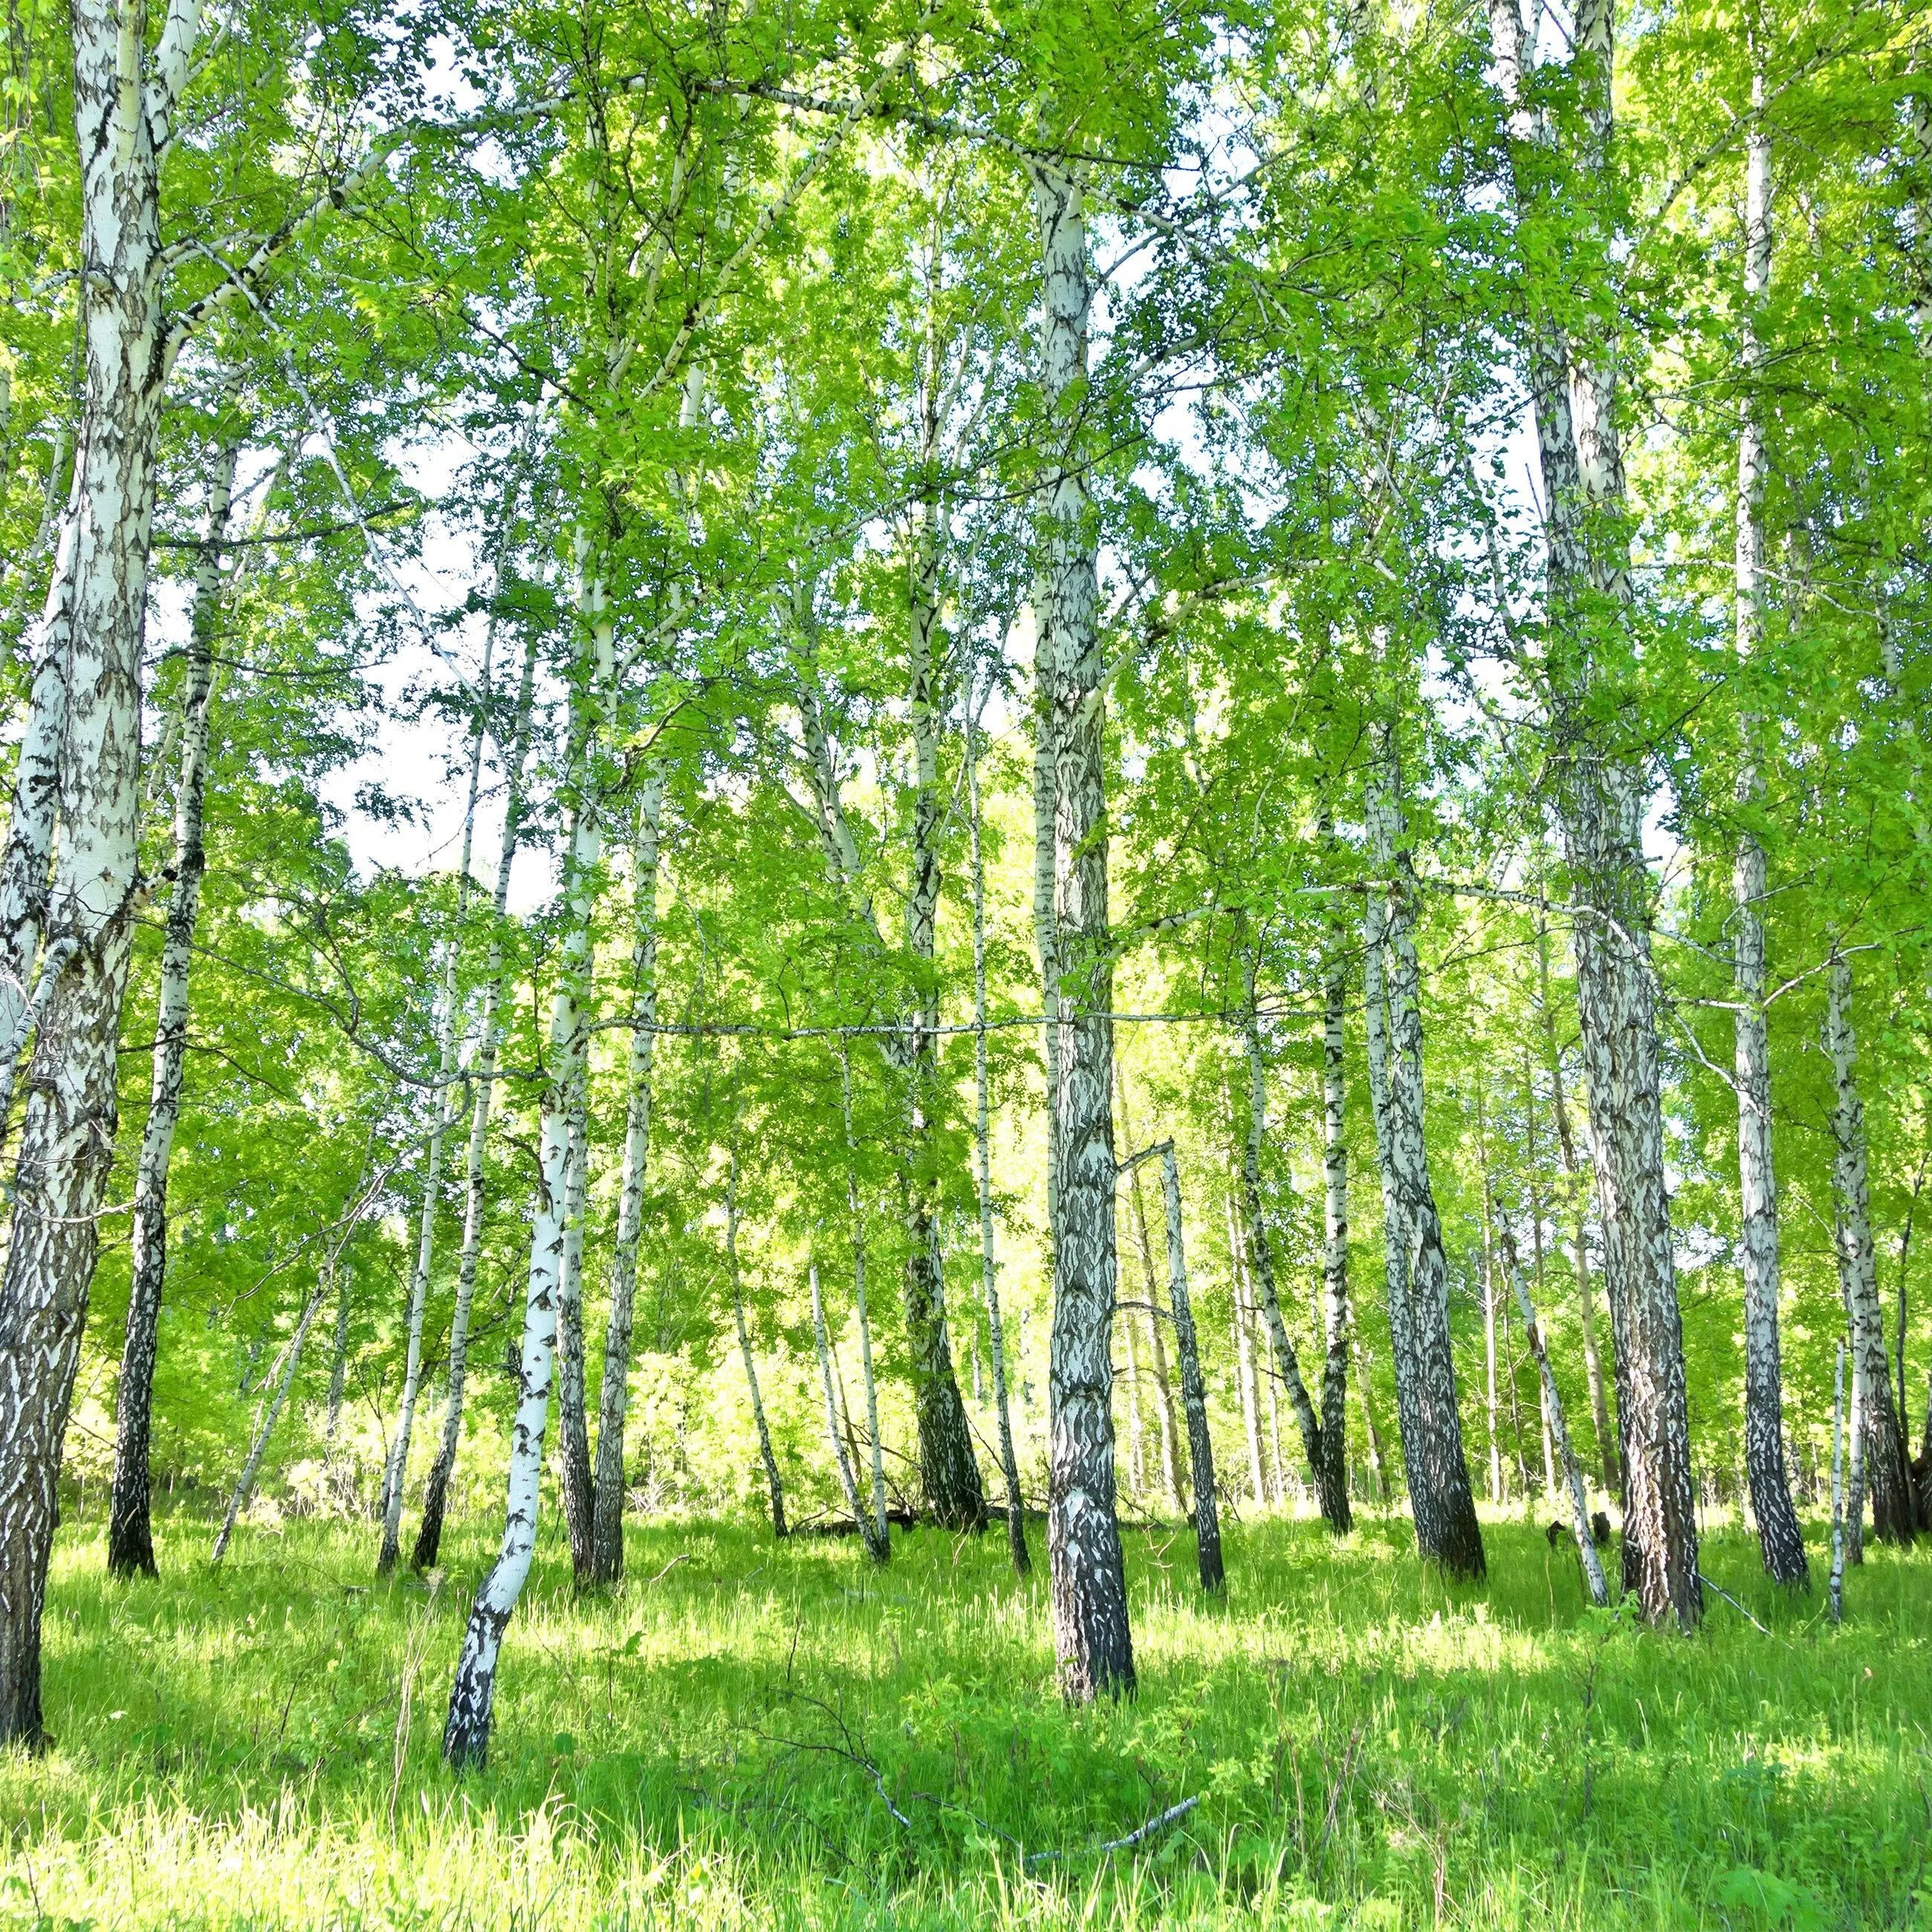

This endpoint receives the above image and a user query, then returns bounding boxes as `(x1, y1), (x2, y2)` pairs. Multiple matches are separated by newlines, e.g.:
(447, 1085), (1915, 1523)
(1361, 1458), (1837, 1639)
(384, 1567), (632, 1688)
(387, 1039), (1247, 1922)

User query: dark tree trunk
(108, 433), (238, 1579)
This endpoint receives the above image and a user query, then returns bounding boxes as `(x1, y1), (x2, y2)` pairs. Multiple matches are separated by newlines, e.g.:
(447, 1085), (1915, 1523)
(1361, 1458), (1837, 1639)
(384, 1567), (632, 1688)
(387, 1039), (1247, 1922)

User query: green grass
(5, 1505), (1931, 1928)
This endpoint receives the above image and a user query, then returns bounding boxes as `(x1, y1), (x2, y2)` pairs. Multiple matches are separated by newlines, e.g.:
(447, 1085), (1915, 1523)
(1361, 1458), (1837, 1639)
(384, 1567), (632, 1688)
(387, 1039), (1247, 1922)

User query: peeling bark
(0, 0), (201, 1743)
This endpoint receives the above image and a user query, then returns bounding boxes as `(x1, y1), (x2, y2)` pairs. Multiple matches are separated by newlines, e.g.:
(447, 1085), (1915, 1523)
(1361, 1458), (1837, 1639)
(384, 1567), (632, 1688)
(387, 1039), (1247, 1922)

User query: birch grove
(0, 0), (1922, 1780)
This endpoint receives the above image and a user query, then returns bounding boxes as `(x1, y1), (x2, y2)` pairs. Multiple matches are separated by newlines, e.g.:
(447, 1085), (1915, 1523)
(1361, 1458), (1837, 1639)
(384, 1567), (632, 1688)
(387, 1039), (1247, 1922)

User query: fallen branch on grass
(1698, 1571), (1771, 1636)
(1024, 1795), (1202, 1866)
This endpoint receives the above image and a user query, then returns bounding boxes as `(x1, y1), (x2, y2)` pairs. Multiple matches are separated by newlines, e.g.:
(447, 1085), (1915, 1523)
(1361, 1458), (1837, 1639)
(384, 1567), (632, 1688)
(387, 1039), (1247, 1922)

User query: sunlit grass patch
(6, 1508), (1930, 1927)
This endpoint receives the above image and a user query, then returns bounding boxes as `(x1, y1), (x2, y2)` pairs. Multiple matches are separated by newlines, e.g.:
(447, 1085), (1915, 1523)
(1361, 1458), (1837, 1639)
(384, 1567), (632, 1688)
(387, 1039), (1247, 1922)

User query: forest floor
(3, 1505), (1928, 1929)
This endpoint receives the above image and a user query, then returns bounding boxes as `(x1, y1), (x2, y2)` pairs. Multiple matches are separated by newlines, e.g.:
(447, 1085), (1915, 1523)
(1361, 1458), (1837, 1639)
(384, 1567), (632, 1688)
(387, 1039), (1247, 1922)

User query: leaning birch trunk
(377, 651), (492, 1575)
(1825, 953), (1913, 1545)
(211, 1281), (332, 1565)
(1488, 0), (1699, 1627)
(810, 1260), (882, 1559)
(726, 1156), (788, 1539)
(1237, 950), (1349, 1531)
(107, 435), (239, 1578)
(1729, 80), (1808, 1589)
(1158, 1143), (1223, 1591)
(1031, 157), (1132, 1699)
(412, 625), (541, 1571)
(587, 768), (666, 1584)
(1501, 1228), (1610, 1606)
(442, 846), (589, 1768)
(967, 724), (1028, 1574)
(0, 0), (202, 1744)
(1367, 727), (1485, 1578)
(838, 1046), (890, 1561)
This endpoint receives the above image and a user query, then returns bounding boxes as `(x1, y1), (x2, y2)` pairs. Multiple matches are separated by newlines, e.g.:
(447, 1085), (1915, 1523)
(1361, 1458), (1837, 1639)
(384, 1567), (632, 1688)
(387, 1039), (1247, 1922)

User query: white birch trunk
(554, 548), (615, 1583)
(1825, 953), (1914, 1544)
(210, 1280), (330, 1566)
(1490, 0), (1701, 1626)
(377, 638), (492, 1575)
(1031, 158), (1132, 1699)
(1829, 1341), (1848, 1622)
(967, 721), (1028, 1573)
(1364, 886), (1426, 1511)
(725, 1155), (788, 1539)
(412, 623), (541, 1571)
(1731, 77), (1807, 1585)
(1115, 1066), (1184, 1509)
(1366, 728), (1485, 1576)
(838, 1044), (891, 1561)
(1316, 924), (1356, 1516)
(810, 1259), (881, 1558)
(0, 0), (203, 1743)
(1539, 922), (1618, 1494)
(1158, 1144), (1222, 1590)
(1226, 1189), (1264, 1505)
(1500, 1229), (1609, 1605)
(1238, 950), (1349, 1529)
(441, 885), (581, 1767)
(898, 447), (984, 1533)
(586, 769), (664, 1583)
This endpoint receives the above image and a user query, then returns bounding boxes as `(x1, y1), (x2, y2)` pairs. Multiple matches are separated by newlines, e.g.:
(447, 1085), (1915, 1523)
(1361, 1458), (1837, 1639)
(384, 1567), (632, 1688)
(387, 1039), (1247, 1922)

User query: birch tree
(1826, 951), (1916, 1545)
(1486, 0), (1701, 1626)
(106, 428), (242, 1578)
(1031, 158), (1133, 1699)
(1729, 62), (1807, 1586)
(1364, 725), (1485, 1578)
